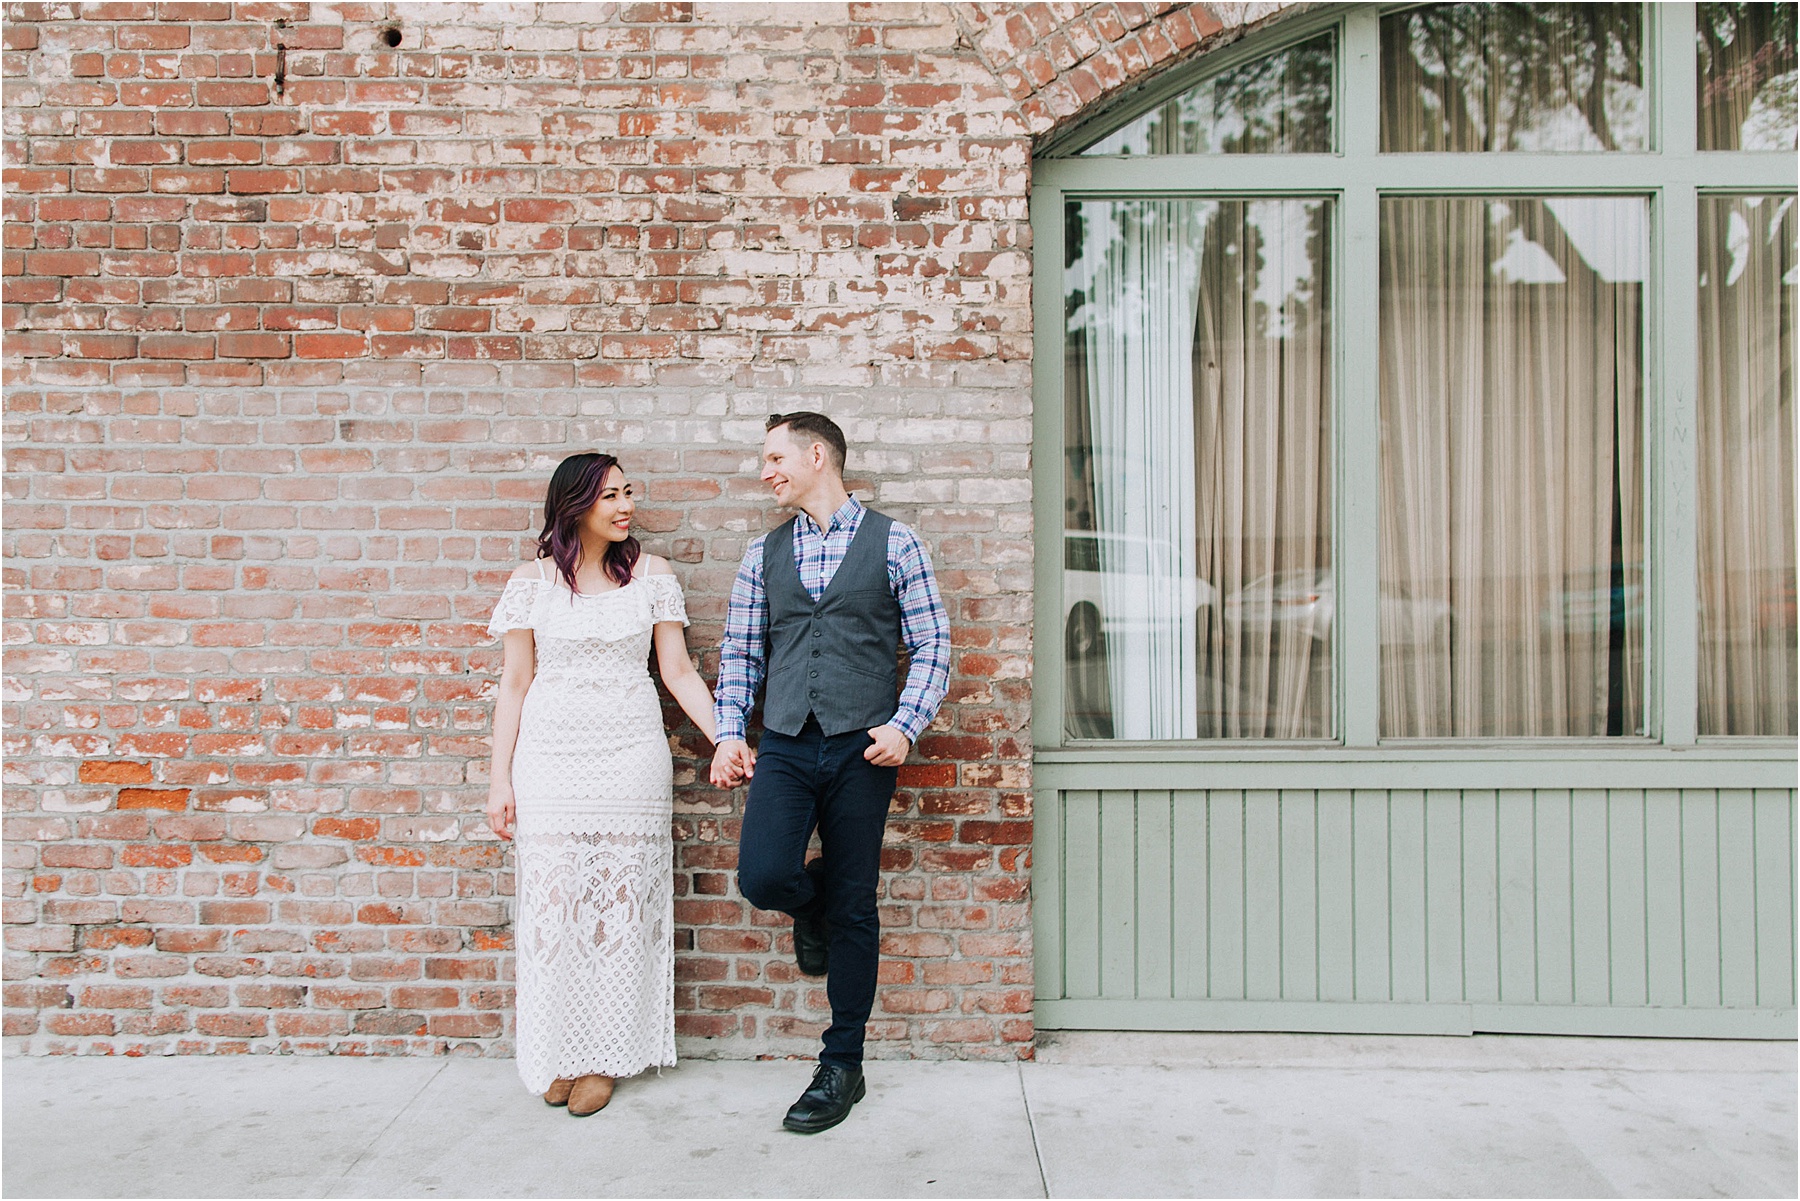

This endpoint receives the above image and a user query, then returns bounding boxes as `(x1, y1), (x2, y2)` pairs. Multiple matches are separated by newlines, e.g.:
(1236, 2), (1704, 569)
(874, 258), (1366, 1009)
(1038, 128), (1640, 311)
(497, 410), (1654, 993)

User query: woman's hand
(486, 784), (516, 840)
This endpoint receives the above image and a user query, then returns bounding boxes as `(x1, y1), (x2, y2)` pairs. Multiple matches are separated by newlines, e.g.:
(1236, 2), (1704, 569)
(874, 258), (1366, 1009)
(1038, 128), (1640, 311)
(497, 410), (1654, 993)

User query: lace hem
(514, 824), (675, 1091)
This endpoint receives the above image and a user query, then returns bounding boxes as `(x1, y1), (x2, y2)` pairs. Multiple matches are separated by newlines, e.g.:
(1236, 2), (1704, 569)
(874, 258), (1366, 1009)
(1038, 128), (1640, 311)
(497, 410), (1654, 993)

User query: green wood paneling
(1645, 789), (1687, 1007)
(1754, 789), (1795, 1007)
(1571, 788), (1612, 1006)
(1719, 789), (1759, 1008)
(1136, 790), (1173, 1000)
(1036, 786), (1797, 1038)
(1317, 789), (1355, 1002)
(1424, 788), (1462, 1002)
(1245, 790), (1282, 1001)
(1609, 791), (1649, 1007)
(1170, 790), (1207, 998)
(1281, 791), (1319, 1000)
(1209, 792), (1245, 998)
(1463, 790), (1500, 1004)
(1062, 791), (1100, 999)
(1535, 790), (1575, 1004)
(1032, 788), (1064, 1001)
(1099, 790), (1136, 997)
(1389, 790), (1427, 1003)
(1497, 789), (1537, 1004)
(1681, 790), (1721, 1008)
(1353, 790), (1390, 1000)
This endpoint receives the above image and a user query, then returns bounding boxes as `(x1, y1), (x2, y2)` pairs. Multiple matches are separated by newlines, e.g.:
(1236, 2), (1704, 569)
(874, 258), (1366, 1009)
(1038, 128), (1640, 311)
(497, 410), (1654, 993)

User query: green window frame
(1031, 3), (1797, 779)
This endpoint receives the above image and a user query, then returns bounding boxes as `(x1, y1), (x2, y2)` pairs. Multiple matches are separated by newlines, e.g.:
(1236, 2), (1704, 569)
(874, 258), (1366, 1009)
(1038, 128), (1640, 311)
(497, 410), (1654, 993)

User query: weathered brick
(0, 0), (1235, 1064)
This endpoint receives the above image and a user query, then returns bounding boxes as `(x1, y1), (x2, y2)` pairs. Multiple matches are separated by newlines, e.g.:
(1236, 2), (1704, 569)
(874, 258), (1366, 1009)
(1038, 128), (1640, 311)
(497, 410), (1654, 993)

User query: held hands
(486, 784), (516, 841)
(863, 724), (911, 767)
(710, 739), (756, 788)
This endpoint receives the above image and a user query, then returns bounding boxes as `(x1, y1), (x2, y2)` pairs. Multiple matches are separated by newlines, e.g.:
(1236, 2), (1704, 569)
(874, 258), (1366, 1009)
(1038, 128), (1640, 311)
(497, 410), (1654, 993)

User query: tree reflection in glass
(1699, 2), (1799, 151)
(1082, 32), (1333, 156)
(1381, 2), (1646, 152)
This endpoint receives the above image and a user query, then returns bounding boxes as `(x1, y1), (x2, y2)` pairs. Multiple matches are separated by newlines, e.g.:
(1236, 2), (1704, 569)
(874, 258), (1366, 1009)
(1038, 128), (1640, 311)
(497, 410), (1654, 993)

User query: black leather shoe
(791, 860), (829, 977)
(782, 1062), (866, 1134)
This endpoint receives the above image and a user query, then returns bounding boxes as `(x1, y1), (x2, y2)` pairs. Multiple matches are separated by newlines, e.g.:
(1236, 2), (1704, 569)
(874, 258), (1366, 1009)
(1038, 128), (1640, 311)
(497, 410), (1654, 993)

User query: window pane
(1379, 196), (1647, 738)
(1698, 194), (1799, 735)
(1381, 3), (1647, 152)
(1698, 3), (1799, 151)
(1081, 33), (1333, 156)
(1065, 198), (1333, 740)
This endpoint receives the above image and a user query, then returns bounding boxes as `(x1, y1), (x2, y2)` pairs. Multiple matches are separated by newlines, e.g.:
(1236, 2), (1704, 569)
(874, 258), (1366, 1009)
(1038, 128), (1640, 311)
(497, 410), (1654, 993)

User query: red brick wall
(2, 1), (1266, 1059)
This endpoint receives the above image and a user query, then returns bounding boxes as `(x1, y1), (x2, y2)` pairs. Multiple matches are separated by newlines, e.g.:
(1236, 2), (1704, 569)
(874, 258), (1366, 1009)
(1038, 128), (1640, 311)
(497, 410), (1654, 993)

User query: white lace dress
(486, 564), (687, 1091)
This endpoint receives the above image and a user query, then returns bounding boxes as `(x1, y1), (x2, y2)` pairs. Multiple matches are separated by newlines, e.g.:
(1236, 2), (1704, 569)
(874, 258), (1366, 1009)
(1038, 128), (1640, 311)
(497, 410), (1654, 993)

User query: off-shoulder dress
(486, 561), (688, 1090)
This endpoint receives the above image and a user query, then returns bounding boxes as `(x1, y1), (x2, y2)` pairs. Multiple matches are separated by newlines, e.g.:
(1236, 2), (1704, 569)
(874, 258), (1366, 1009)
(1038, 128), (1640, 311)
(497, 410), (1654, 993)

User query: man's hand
(485, 785), (515, 841)
(710, 739), (756, 788)
(863, 724), (911, 767)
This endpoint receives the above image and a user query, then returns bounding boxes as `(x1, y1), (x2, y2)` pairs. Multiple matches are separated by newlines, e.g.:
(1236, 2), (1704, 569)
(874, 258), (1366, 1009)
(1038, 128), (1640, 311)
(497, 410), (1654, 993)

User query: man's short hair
(766, 411), (846, 474)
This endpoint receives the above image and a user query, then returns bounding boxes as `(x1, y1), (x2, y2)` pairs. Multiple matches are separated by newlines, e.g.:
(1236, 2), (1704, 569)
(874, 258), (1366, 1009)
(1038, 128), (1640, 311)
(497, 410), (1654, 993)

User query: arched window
(1034, 2), (1797, 747)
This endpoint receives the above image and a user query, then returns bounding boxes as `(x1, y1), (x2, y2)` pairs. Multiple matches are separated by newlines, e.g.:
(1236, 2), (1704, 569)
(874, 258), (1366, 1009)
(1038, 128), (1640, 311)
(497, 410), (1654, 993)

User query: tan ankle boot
(543, 1077), (575, 1107)
(567, 1073), (614, 1117)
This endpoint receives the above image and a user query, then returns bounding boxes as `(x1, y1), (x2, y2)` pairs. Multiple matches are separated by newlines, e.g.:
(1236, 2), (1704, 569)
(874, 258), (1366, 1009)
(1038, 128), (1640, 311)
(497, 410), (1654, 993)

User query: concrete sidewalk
(3, 1033), (1793, 1198)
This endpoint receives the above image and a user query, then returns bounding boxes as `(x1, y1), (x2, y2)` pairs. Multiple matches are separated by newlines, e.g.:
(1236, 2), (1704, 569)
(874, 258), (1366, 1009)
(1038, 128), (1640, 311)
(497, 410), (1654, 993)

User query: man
(710, 412), (950, 1134)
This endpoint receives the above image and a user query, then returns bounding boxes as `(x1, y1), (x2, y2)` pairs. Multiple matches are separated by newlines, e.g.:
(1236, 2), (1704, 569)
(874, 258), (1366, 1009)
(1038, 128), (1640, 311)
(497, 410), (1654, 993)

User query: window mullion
(1031, 184), (1068, 749)
(1657, 3), (1702, 746)
(1339, 7), (1383, 747)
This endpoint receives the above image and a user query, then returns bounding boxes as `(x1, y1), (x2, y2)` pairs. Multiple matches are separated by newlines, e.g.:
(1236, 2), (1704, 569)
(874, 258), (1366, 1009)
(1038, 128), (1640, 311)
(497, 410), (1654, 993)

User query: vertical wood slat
(1535, 790), (1574, 1005)
(1754, 789), (1795, 1007)
(1462, 790), (1500, 1003)
(1645, 788), (1687, 1007)
(1497, 789), (1537, 1004)
(1245, 790), (1282, 1001)
(1424, 788), (1463, 1002)
(1388, 790), (1427, 1003)
(1171, 790), (1208, 998)
(1352, 789), (1389, 1000)
(1681, 789), (1722, 1009)
(1718, 789), (1758, 1007)
(1033, 789), (1065, 1000)
(1062, 790), (1101, 999)
(1209, 791), (1246, 999)
(1099, 790), (1137, 998)
(1571, 787), (1612, 1006)
(1316, 789), (1355, 1002)
(1609, 790), (1649, 1007)
(1281, 790), (1319, 1001)
(1136, 790), (1173, 1000)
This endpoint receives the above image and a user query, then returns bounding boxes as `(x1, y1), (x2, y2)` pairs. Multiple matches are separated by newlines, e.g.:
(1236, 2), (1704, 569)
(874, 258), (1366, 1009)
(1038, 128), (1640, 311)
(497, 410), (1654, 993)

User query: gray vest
(762, 509), (902, 737)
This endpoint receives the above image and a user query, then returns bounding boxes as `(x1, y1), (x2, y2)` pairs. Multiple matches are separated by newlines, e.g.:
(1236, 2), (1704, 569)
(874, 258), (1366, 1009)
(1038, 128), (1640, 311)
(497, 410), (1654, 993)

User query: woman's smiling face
(582, 465), (635, 544)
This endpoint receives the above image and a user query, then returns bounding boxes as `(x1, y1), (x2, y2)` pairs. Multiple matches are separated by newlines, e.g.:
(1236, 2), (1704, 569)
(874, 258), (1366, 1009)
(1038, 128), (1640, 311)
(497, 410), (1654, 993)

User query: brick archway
(956, 2), (1303, 141)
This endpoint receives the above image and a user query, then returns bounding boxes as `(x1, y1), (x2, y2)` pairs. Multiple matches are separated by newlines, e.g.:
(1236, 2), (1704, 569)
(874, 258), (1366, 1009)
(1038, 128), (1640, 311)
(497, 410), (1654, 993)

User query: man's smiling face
(761, 423), (825, 510)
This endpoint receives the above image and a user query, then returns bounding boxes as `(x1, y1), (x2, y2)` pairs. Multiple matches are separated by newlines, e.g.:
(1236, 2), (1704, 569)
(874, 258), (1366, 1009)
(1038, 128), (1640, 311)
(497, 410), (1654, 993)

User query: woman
(485, 452), (717, 1116)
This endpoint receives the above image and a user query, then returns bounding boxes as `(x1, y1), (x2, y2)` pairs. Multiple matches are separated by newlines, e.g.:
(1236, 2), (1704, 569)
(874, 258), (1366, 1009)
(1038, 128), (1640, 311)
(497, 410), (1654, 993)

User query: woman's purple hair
(536, 451), (639, 593)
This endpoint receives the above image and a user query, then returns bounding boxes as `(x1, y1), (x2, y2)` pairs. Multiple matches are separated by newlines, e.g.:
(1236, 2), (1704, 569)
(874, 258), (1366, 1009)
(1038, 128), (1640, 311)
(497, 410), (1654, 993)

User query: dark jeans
(736, 718), (898, 1069)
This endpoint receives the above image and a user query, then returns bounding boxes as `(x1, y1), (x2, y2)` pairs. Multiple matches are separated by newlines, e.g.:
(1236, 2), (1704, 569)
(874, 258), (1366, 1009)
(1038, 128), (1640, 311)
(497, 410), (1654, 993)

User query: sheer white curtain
(1697, 194), (1798, 735)
(1070, 201), (1205, 739)
(1380, 196), (1645, 738)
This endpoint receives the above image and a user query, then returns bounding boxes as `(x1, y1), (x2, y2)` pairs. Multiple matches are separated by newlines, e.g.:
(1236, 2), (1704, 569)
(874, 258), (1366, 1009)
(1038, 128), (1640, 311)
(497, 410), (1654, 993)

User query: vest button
(812, 628), (822, 638)
(809, 670), (818, 678)
(812, 648), (820, 657)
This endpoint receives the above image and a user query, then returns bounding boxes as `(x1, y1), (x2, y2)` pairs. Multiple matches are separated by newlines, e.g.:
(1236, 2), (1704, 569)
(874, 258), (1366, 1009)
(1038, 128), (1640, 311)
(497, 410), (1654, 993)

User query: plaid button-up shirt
(713, 497), (950, 745)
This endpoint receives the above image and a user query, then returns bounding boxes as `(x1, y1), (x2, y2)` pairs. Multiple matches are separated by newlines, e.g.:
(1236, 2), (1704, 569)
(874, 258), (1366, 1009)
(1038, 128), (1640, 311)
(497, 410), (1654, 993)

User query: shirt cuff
(714, 714), (748, 744)
(888, 708), (929, 744)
